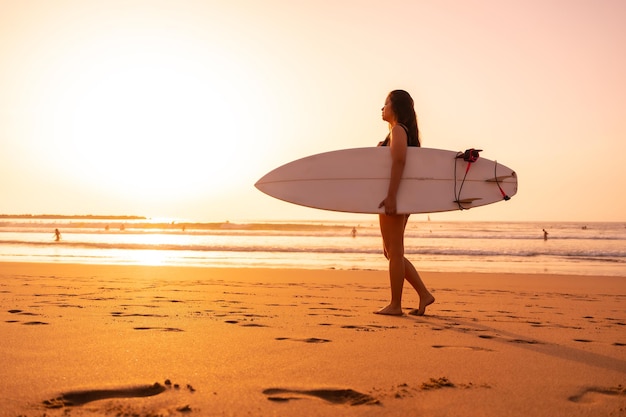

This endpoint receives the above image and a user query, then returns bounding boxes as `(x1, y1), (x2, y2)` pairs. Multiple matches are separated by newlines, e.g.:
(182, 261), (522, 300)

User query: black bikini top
(379, 123), (419, 147)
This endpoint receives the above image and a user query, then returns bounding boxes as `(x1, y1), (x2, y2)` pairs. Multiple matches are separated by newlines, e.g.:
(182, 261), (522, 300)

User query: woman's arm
(379, 124), (407, 215)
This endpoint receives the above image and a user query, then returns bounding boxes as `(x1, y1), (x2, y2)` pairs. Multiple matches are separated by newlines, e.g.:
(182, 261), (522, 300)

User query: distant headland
(0, 214), (147, 220)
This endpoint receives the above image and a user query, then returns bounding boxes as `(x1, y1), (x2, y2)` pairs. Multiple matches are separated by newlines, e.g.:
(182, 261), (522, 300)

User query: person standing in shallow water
(375, 90), (435, 316)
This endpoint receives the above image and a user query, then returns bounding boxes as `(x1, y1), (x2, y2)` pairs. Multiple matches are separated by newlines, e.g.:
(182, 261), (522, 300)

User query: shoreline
(1, 259), (625, 281)
(2, 258), (625, 278)
(1, 262), (624, 416)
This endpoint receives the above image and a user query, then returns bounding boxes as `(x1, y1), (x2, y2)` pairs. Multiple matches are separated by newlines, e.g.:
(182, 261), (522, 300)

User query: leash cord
(493, 160), (511, 201)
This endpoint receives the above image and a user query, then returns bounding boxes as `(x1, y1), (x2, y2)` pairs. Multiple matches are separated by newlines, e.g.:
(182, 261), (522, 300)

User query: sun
(24, 9), (274, 206)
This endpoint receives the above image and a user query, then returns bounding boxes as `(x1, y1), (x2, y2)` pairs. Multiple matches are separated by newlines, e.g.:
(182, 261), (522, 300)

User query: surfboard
(255, 147), (517, 214)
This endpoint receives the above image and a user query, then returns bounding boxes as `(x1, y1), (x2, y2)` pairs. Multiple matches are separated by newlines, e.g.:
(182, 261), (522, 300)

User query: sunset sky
(1, 0), (625, 223)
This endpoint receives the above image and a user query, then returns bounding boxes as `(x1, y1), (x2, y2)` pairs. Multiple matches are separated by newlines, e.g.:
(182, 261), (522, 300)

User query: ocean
(1, 216), (625, 277)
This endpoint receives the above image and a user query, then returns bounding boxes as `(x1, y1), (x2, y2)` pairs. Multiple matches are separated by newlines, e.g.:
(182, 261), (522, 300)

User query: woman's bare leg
(377, 214), (435, 316)
(376, 214), (407, 315)
(403, 258), (435, 315)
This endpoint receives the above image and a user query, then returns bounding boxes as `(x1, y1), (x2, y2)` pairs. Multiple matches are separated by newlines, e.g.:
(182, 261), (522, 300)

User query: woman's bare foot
(375, 303), (403, 316)
(409, 294), (435, 316)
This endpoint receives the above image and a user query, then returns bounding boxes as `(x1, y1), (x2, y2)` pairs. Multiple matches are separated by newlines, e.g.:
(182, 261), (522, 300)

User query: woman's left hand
(379, 196), (397, 215)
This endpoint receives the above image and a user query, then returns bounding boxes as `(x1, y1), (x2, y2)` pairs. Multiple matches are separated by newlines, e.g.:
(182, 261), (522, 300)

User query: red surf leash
(454, 149), (482, 209)
(455, 149), (511, 207)
(493, 160), (511, 201)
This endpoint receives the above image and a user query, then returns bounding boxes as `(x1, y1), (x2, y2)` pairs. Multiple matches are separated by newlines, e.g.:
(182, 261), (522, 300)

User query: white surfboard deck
(255, 147), (517, 214)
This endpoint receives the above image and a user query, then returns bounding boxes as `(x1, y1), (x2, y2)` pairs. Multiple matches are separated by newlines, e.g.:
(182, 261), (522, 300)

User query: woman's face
(381, 96), (395, 124)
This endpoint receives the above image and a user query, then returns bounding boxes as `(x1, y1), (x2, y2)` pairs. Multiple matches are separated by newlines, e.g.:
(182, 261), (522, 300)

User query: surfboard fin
(485, 175), (515, 182)
(453, 198), (482, 205)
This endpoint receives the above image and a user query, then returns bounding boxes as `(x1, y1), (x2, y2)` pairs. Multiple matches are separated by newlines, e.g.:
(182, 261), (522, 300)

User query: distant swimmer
(54, 229), (61, 241)
(351, 227), (357, 238)
(542, 228), (548, 241)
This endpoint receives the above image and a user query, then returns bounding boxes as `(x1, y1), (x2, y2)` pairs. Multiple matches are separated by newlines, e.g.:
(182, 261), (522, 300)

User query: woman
(376, 90), (435, 316)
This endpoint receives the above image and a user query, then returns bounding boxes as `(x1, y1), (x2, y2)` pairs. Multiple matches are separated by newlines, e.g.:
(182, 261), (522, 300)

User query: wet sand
(0, 262), (624, 416)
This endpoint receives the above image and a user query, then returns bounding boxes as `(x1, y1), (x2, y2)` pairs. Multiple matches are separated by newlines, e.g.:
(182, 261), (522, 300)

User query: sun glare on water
(115, 231), (187, 266)
(127, 249), (170, 267)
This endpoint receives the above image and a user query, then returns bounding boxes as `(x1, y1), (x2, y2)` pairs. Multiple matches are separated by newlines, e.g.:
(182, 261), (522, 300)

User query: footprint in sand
(568, 385), (626, 403)
(510, 338), (542, 344)
(478, 334), (543, 345)
(8, 309), (39, 316)
(341, 324), (397, 332)
(43, 383), (167, 408)
(224, 320), (268, 327)
(262, 388), (379, 405)
(432, 345), (493, 352)
(420, 377), (456, 390)
(133, 327), (184, 332)
(419, 377), (491, 392)
(275, 337), (331, 343)
(111, 312), (167, 318)
(42, 380), (196, 409)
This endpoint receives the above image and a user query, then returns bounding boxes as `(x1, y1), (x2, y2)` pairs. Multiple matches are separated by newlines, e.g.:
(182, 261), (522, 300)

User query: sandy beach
(0, 262), (624, 416)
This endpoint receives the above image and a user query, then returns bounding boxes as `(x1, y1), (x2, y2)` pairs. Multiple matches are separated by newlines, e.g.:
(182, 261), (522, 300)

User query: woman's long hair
(389, 90), (420, 147)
